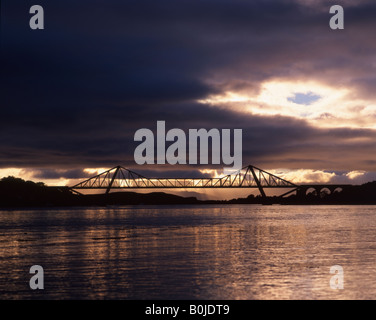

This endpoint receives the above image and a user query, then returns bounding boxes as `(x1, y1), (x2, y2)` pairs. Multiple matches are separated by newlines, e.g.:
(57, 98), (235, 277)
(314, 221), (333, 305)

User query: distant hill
(0, 176), (202, 207)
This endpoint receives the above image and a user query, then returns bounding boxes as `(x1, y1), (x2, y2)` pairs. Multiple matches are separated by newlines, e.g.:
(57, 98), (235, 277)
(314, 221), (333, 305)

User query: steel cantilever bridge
(70, 165), (351, 198)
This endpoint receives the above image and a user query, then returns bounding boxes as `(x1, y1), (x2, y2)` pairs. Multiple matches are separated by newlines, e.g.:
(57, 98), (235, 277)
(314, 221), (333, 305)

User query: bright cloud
(83, 168), (110, 175)
(0, 168), (71, 186)
(0, 168), (32, 180)
(268, 169), (336, 184)
(346, 170), (366, 180)
(200, 80), (376, 129)
(267, 168), (376, 185)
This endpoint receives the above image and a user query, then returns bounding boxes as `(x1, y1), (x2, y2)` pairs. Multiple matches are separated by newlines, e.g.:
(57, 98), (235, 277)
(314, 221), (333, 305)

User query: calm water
(0, 205), (375, 300)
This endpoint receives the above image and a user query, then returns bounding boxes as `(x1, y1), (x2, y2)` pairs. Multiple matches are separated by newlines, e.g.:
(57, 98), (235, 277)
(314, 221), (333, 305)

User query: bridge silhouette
(70, 165), (352, 198)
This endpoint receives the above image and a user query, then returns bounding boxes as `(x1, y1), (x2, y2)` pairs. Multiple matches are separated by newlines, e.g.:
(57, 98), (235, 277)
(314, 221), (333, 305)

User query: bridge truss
(71, 165), (299, 197)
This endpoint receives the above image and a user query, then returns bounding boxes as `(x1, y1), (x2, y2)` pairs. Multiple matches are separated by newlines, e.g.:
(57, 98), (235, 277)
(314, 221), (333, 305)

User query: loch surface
(1, 205), (375, 299)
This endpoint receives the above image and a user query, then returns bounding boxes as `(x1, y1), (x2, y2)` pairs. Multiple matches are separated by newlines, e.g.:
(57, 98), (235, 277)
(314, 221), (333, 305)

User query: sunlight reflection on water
(1, 205), (375, 299)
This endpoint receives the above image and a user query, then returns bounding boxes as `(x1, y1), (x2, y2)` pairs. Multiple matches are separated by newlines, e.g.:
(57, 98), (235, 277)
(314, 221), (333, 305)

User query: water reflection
(0, 205), (375, 299)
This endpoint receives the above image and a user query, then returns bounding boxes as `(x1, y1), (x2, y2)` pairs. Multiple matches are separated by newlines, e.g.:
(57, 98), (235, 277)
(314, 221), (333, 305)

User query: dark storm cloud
(28, 168), (92, 180)
(1, 0), (376, 176)
(26, 166), (214, 180)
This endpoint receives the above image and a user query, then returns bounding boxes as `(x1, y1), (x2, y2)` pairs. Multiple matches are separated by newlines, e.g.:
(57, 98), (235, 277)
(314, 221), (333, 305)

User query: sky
(1, 0), (376, 195)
